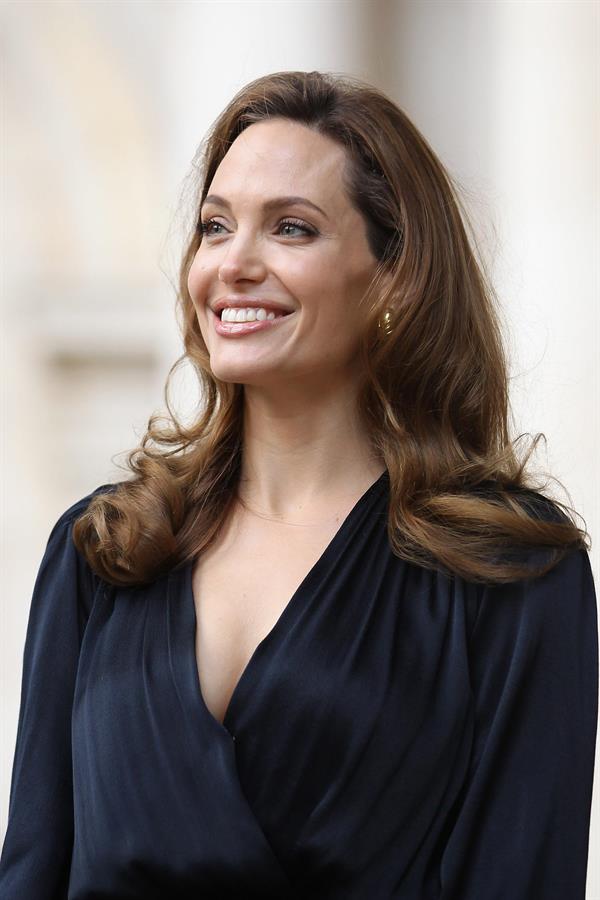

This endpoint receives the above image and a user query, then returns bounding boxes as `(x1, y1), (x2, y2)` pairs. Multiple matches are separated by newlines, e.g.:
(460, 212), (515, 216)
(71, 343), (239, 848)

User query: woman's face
(187, 118), (380, 389)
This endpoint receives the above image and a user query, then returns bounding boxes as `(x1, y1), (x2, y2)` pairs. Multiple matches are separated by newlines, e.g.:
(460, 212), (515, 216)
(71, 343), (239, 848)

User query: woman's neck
(237, 381), (385, 519)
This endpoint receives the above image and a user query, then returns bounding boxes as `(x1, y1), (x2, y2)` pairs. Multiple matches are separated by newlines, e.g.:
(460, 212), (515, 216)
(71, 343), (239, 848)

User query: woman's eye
(278, 219), (315, 237)
(198, 219), (225, 237)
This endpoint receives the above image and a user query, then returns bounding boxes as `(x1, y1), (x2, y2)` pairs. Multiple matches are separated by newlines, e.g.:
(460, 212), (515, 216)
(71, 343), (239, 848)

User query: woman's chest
(71, 560), (475, 891)
(191, 512), (352, 728)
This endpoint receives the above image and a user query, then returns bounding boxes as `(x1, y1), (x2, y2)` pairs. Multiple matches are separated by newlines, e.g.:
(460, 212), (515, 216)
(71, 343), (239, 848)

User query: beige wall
(2, 0), (598, 892)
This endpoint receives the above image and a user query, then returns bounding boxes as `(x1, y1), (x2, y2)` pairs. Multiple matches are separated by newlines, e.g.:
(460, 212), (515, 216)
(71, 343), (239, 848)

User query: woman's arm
(440, 546), (598, 899)
(0, 495), (103, 899)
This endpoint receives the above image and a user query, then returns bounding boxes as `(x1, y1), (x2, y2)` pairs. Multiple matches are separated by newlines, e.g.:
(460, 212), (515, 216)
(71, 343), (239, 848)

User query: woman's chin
(208, 359), (283, 386)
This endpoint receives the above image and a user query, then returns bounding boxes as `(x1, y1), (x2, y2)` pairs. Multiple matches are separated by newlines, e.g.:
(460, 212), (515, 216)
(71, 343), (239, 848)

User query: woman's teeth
(220, 307), (285, 323)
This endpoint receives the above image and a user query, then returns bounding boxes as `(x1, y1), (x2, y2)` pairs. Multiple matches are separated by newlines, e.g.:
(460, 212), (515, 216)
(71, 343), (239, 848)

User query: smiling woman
(0, 71), (596, 899)
(189, 118), (382, 388)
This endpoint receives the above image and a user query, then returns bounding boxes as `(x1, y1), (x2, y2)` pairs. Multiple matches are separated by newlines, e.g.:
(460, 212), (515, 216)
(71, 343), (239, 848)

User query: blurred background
(1, 0), (598, 891)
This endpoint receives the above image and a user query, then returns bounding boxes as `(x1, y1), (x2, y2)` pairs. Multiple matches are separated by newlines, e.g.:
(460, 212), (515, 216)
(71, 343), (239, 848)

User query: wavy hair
(73, 70), (590, 586)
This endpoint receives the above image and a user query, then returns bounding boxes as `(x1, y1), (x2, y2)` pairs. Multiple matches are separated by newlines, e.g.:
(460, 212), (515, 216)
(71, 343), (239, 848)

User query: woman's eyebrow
(201, 194), (329, 220)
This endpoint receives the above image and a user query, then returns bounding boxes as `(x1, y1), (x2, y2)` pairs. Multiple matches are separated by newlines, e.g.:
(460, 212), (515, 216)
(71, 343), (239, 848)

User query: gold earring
(377, 309), (392, 335)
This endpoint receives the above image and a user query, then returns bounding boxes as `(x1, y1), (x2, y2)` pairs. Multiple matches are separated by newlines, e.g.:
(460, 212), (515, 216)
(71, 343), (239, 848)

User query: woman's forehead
(211, 120), (348, 201)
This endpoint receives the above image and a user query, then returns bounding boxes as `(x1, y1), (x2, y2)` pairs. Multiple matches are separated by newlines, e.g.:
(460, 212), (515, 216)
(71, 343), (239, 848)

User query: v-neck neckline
(171, 468), (389, 741)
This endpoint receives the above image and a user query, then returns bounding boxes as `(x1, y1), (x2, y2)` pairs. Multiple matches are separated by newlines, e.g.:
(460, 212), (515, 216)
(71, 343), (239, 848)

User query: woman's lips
(212, 308), (295, 337)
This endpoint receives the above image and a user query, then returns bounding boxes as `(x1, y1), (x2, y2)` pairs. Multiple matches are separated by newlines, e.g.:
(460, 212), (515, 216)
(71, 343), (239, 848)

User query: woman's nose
(217, 232), (267, 284)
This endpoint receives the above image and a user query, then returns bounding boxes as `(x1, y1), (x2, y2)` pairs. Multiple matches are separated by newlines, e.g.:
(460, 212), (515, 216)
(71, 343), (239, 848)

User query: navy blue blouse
(0, 471), (597, 898)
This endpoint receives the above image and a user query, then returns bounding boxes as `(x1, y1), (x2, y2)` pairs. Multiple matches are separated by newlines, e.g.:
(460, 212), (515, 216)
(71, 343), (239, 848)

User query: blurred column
(365, 3), (599, 895)
(376, 0), (597, 541)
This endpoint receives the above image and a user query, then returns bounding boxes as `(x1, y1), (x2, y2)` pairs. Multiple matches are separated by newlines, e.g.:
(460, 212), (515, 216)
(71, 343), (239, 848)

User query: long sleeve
(0, 496), (105, 899)
(440, 546), (598, 899)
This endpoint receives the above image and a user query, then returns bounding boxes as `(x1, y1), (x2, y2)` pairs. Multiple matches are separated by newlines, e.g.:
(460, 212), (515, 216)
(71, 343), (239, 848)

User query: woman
(0, 70), (597, 899)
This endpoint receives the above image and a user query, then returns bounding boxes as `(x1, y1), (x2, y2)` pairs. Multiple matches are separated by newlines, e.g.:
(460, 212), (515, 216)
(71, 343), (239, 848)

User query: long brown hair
(72, 70), (589, 586)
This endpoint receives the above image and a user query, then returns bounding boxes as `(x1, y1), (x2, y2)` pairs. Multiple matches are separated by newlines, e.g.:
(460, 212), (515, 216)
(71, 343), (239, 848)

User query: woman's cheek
(186, 267), (198, 302)
(187, 251), (208, 292)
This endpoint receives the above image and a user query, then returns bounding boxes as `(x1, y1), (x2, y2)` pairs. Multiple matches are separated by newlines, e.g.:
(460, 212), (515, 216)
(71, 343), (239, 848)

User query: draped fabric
(1, 471), (597, 898)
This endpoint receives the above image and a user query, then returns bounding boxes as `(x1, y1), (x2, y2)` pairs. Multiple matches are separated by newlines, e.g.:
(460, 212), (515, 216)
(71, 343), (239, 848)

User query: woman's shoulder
(505, 484), (572, 524)
(50, 482), (119, 534)
(474, 479), (568, 519)
(21, 484), (123, 630)
(41, 483), (121, 593)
